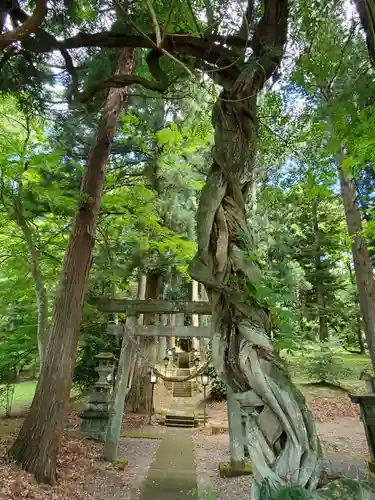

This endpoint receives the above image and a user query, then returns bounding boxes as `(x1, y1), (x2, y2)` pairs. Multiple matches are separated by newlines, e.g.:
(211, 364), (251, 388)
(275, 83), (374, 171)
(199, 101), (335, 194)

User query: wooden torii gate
(100, 297), (212, 388)
(87, 295), (248, 473)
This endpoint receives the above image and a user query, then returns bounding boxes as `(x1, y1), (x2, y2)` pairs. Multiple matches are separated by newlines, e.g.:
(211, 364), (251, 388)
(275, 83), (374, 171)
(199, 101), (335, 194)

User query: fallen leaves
(0, 413), (123, 500)
(301, 386), (360, 423)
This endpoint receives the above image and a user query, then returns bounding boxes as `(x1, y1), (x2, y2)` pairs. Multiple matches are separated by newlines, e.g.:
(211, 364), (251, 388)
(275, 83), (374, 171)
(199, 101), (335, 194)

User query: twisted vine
(189, 1), (375, 496)
(186, 1), (326, 494)
(189, 84), (322, 496)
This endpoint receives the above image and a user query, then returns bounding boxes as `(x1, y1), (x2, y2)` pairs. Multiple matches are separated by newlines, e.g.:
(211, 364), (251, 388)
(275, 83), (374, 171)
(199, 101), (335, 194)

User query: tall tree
(8, 46), (135, 484)
(189, 1), (323, 496)
(355, 0), (375, 66)
(291, 6), (375, 368)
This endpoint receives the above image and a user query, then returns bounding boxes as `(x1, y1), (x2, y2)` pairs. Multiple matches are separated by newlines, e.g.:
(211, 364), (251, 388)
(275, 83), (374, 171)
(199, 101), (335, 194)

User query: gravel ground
(193, 430), (253, 500)
(193, 416), (370, 500)
(85, 437), (160, 500)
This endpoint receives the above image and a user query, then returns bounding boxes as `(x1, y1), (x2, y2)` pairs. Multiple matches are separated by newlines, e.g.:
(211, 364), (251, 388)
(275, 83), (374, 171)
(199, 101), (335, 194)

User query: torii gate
(82, 295), (248, 474)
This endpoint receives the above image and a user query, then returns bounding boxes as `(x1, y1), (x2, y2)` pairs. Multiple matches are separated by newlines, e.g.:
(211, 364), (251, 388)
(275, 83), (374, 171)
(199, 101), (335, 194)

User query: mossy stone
(218, 461), (252, 478)
(112, 458), (128, 470)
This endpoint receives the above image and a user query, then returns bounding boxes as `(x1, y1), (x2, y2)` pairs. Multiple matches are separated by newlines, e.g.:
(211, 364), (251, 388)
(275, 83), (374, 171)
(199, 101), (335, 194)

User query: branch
(245, 0), (289, 93)
(327, 21), (357, 89)
(146, 0), (161, 46)
(0, 0), (47, 48)
(203, 0), (215, 34)
(26, 30), (242, 79)
(116, 0), (193, 78)
(79, 50), (168, 102)
(238, 0), (254, 41)
(8, 3), (78, 101)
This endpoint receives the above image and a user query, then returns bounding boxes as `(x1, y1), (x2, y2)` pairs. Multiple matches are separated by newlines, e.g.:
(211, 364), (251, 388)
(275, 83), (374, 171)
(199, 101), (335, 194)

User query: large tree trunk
(190, 91), (322, 498)
(312, 199), (329, 342)
(189, 3), (322, 495)
(355, 0), (375, 67)
(337, 164), (375, 369)
(347, 262), (367, 354)
(8, 47), (136, 484)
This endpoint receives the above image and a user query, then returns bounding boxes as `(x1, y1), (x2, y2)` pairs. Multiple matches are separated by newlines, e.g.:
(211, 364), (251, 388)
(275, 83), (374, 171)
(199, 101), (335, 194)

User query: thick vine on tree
(189, 1), (322, 496)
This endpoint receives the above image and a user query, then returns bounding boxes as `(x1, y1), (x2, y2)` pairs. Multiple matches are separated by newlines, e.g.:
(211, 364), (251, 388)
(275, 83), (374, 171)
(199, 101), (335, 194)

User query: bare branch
(146, 0), (162, 46)
(0, 0), (47, 48)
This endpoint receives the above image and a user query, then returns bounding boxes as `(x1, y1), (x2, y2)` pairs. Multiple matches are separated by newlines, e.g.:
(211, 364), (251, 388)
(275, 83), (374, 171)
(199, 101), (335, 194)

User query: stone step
(165, 421), (196, 428)
(165, 413), (197, 428)
(166, 414), (195, 422)
(165, 419), (197, 428)
(194, 415), (208, 423)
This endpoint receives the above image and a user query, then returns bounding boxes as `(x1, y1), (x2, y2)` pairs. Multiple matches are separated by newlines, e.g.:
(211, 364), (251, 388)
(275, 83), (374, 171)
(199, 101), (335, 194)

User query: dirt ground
(192, 384), (370, 500)
(0, 383), (370, 500)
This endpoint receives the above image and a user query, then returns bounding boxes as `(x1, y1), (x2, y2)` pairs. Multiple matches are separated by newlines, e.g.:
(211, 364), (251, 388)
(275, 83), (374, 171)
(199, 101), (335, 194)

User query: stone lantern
(80, 351), (115, 442)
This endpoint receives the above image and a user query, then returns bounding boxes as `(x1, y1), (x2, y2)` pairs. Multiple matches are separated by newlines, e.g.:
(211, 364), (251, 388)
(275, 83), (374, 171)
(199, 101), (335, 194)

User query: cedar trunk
(8, 47), (136, 484)
(126, 271), (161, 413)
(337, 165), (375, 369)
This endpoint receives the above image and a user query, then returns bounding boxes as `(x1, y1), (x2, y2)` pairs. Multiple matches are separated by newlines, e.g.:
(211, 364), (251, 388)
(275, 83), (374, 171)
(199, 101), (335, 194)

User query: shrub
(300, 342), (354, 384)
(208, 365), (227, 401)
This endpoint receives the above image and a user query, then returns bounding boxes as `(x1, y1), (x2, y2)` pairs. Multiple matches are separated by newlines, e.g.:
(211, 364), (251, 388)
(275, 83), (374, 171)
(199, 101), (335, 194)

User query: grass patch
(0, 380), (81, 417)
(289, 350), (371, 379)
(11, 380), (37, 404)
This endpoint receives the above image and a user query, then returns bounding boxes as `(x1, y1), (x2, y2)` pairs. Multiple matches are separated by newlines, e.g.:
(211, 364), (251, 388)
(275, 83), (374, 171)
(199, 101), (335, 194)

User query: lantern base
(218, 461), (252, 478)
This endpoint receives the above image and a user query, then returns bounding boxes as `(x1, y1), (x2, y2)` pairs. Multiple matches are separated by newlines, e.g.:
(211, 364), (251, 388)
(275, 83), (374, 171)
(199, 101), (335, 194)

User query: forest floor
(195, 385), (370, 500)
(0, 382), (371, 500)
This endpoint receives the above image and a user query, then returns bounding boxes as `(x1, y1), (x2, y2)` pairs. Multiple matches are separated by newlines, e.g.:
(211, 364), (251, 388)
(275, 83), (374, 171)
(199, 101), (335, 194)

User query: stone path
(139, 427), (197, 500)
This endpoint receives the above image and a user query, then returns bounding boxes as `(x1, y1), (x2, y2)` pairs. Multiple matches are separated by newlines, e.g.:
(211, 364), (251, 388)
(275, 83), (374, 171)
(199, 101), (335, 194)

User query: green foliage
(298, 342), (355, 384)
(259, 479), (314, 500)
(73, 313), (117, 390)
(208, 365), (227, 401)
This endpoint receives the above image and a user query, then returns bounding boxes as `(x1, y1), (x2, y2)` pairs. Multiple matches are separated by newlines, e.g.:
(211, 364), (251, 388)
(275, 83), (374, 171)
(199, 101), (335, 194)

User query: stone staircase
(194, 412), (208, 426)
(164, 352), (197, 428)
(165, 413), (197, 428)
(172, 368), (192, 397)
(172, 353), (192, 398)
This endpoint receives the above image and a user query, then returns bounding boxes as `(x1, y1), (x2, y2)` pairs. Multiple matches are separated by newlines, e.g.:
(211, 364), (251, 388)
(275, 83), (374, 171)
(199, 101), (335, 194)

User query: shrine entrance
(81, 291), (249, 477)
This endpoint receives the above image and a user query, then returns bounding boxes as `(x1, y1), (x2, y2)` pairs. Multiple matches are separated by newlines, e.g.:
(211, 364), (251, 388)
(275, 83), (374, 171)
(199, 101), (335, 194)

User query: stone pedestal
(80, 351), (115, 442)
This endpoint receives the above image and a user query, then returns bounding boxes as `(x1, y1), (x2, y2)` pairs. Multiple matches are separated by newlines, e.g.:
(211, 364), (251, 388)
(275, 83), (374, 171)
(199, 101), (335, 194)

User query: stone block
(218, 461), (252, 478)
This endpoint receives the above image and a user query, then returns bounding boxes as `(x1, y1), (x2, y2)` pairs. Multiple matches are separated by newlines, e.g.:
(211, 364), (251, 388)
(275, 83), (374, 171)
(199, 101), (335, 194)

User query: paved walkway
(139, 427), (197, 500)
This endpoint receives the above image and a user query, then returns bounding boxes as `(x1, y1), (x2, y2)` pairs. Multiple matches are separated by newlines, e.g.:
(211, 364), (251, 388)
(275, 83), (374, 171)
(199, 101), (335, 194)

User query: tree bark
(347, 261), (367, 354)
(103, 316), (137, 462)
(189, 2), (323, 496)
(191, 280), (200, 351)
(355, 0), (375, 67)
(190, 89), (322, 498)
(14, 209), (48, 368)
(337, 164), (375, 369)
(312, 199), (329, 342)
(126, 270), (160, 413)
(8, 47), (136, 484)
